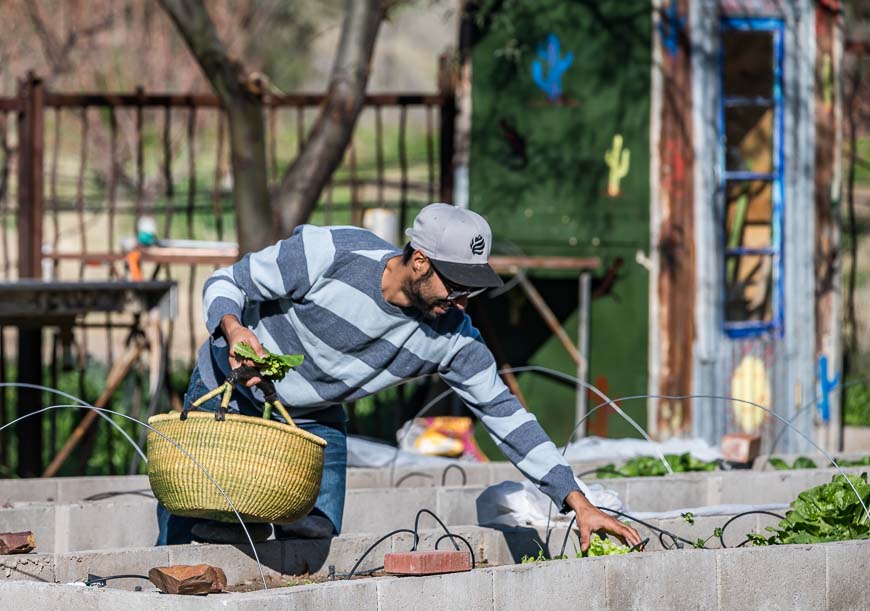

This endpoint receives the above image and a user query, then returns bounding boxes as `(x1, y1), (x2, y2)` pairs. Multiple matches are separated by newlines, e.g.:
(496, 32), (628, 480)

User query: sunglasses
(433, 267), (487, 301)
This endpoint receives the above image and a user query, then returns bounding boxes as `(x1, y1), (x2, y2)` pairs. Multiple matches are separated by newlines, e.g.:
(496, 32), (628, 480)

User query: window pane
(725, 181), (772, 248)
(725, 106), (773, 173)
(722, 31), (773, 98)
(725, 253), (774, 323)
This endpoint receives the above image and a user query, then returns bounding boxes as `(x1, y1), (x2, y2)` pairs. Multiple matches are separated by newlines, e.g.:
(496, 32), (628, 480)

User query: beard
(403, 272), (452, 320)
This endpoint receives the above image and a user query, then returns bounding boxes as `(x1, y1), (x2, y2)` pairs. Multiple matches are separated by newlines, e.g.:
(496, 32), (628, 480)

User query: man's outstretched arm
(439, 317), (641, 550)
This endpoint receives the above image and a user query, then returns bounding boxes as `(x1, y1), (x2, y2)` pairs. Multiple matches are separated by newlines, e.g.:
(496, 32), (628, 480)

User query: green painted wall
(469, 0), (652, 445)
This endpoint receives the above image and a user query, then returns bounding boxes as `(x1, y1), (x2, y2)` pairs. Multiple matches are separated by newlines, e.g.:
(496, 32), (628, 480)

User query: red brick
(721, 433), (761, 464)
(148, 564), (226, 595)
(0, 531), (35, 554)
(384, 550), (472, 576)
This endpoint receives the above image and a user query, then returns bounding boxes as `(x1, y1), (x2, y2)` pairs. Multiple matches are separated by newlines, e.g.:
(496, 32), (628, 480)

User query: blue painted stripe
(293, 303), (440, 378)
(538, 464), (580, 509)
(498, 420), (552, 458)
(204, 296), (243, 335)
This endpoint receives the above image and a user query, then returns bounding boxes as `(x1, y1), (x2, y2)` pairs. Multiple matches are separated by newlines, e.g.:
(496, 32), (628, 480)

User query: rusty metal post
(575, 272), (591, 437)
(397, 105), (408, 233)
(438, 55), (456, 204)
(16, 73), (45, 477)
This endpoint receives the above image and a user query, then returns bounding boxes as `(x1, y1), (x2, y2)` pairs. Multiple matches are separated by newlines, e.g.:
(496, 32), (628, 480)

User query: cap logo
(470, 234), (485, 256)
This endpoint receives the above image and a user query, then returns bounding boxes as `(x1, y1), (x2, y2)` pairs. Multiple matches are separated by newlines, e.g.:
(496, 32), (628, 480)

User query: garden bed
(1, 539), (866, 609)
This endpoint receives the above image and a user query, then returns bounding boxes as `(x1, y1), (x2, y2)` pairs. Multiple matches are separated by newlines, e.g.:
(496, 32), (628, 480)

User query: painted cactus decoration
(822, 53), (833, 112)
(604, 134), (630, 196)
(817, 355), (840, 423)
(531, 34), (574, 103)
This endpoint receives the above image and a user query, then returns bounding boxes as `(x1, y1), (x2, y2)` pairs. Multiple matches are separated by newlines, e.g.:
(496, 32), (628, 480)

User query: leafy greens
(232, 342), (304, 380)
(751, 472), (870, 545)
(596, 452), (719, 479)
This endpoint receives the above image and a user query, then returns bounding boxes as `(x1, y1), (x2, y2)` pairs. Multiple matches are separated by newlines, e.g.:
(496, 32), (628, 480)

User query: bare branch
(273, 0), (386, 233)
(158, 0), (278, 252)
(23, 2), (65, 73)
(157, 0), (248, 107)
(23, 2), (115, 78)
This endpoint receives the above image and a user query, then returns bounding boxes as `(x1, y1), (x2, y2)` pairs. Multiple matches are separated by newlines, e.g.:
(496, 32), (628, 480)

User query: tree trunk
(160, 0), (388, 248)
(274, 0), (385, 233)
(158, 0), (277, 253)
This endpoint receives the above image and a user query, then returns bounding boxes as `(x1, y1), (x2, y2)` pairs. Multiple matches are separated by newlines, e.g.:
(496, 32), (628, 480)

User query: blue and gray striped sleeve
(202, 225), (316, 335)
(439, 316), (581, 511)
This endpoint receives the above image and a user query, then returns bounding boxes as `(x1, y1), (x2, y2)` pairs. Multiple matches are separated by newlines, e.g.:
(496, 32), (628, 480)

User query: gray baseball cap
(405, 203), (503, 289)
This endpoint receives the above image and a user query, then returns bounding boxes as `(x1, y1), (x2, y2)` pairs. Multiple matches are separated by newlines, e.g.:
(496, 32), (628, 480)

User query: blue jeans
(155, 366), (348, 545)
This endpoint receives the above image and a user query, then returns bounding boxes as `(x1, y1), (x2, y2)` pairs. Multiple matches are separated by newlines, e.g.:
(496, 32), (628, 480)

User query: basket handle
(265, 399), (296, 427)
(186, 366), (297, 427)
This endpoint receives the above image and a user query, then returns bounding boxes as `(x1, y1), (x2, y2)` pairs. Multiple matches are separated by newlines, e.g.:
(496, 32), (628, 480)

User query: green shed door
(469, 0), (652, 442)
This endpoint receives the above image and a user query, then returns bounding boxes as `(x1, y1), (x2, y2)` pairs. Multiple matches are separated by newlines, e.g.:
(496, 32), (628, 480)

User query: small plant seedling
(233, 342), (304, 379)
(682, 514), (724, 549)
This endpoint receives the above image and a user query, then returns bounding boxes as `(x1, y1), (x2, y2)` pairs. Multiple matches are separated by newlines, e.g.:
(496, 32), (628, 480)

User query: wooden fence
(0, 71), (454, 476)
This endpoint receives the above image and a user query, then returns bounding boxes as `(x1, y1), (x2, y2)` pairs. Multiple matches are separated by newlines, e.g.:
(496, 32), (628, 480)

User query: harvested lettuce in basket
(233, 341), (304, 380)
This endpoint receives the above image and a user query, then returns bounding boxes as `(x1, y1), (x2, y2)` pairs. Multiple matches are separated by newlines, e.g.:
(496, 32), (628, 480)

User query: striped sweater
(199, 224), (580, 508)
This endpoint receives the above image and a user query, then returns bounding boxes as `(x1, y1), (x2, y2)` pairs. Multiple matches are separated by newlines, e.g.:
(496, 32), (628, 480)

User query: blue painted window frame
(718, 17), (785, 339)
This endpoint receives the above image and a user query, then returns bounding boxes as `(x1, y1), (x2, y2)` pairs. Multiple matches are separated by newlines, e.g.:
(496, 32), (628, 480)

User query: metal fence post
(16, 72), (45, 476)
(438, 55), (456, 204)
(575, 272), (591, 437)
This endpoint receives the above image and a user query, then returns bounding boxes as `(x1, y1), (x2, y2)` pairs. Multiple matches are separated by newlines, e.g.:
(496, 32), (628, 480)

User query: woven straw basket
(147, 412), (327, 524)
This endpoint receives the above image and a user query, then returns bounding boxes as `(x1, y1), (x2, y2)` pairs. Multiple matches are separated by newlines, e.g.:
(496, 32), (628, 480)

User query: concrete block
(64, 499), (158, 551)
(387, 464), (490, 488)
(592, 479), (633, 512)
(478, 528), (524, 566)
(328, 527), (491, 578)
(341, 487), (437, 533)
(605, 548), (716, 609)
(717, 544), (827, 610)
(495, 526), (559, 565)
(290, 532), (394, 577)
(376, 569), (493, 611)
(56, 475), (151, 503)
(437, 486), (486, 526)
(487, 462), (522, 485)
(282, 535), (379, 577)
(716, 470), (845, 506)
(437, 464), (490, 487)
(492, 556), (606, 610)
(825, 539), (870, 609)
(169, 541), (283, 585)
(0, 504), (56, 554)
(0, 553), (55, 582)
(0, 581), (218, 611)
(0, 479), (58, 504)
(638, 515), (729, 550)
(623, 475), (710, 512)
(391, 467), (440, 488)
(55, 547), (170, 591)
(345, 468), (387, 489)
(232, 579), (380, 611)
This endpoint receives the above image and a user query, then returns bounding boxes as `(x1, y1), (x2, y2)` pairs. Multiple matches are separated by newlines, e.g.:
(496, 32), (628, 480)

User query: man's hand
(565, 490), (642, 553)
(220, 314), (266, 387)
